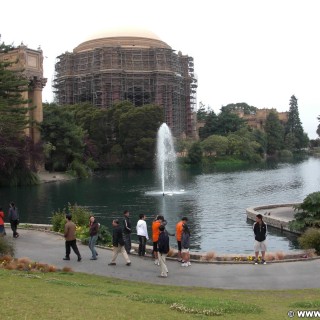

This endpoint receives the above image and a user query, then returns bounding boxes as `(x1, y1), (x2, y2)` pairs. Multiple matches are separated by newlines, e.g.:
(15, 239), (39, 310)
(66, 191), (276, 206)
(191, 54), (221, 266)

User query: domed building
(53, 28), (197, 137)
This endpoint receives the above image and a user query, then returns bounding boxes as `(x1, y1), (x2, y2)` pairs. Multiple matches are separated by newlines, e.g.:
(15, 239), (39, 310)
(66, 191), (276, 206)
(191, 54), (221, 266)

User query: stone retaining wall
(246, 203), (301, 234)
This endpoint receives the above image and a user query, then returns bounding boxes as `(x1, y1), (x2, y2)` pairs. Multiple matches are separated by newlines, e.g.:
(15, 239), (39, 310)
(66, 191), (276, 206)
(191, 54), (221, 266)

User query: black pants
(10, 220), (19, 237)
(138, 236), (147, 256)
(124, 233), (131, 254)
(65, 239), (81, 258)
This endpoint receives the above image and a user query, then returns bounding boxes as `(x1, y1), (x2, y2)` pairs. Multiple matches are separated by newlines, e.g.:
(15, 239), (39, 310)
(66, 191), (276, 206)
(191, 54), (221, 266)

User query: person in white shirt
(136, 214), (149, 256)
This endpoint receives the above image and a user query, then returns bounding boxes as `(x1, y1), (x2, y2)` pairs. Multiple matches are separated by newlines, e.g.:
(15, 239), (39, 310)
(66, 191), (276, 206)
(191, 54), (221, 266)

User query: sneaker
(90, 257), (97, 260)
(187, 261), (191, 266)
(108, 262), (116, 265)
(261, 259), (267, 265)
(254, 259), (258, 265)
(77, 256), (82, 262)
(159, 273), (167, 278)
(154, 260), (159, 266)
(63, 257), (70, 261)
(130, 249), (135, 253)
(181, 262), (188, 267)
(126, 262), (131, 266)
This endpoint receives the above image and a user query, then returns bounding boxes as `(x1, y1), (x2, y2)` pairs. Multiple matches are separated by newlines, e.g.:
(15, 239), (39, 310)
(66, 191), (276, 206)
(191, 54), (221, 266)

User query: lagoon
(1, 157), (319, 254)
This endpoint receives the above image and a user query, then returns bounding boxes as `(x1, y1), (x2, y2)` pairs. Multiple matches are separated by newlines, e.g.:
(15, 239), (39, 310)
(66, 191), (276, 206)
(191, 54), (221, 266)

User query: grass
(1, 269), (320, 320)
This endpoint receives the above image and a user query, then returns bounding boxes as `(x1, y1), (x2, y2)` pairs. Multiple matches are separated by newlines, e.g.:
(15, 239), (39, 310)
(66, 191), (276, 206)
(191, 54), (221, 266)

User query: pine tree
(265, 111), (284, 155)
(317, 115), (320, 138)
(285, 95), (308, 149)
(0, 37), (38, 185)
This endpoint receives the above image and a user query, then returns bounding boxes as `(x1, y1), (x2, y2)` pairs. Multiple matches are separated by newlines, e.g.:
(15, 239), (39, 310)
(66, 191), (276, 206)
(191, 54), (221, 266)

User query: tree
(41, 106), (86, 173)
(118, 104), (164, 168)
(201, 135), (228, 156)
(221, 103), (257, 115)
(285, 95), (308, 149)
(0, 38), (39, 186)
(196, 102), (209, 121)
(317, 115), (320, 137)
(215, 108), (245, 135)
(265, 111), (284, 155)
(290, 191), (320, 231)
(186, 142), (202, 164)
(199, 110), (219, 139)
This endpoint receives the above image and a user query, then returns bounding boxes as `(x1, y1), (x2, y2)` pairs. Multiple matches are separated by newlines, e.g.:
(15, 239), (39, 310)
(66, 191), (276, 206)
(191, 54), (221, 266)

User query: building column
(29, 77), (47, 144)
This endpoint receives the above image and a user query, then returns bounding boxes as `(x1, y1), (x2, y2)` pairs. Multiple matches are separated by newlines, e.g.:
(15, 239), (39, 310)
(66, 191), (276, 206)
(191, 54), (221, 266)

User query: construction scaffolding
(53, 36), (197, 137)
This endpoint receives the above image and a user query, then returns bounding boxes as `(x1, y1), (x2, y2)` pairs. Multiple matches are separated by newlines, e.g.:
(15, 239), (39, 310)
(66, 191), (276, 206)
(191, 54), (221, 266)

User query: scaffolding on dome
(53, 44), (197, 137)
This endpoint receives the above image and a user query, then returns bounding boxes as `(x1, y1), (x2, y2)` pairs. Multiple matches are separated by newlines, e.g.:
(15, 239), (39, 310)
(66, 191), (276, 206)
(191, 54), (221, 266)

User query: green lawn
(1, 268), (319, 319)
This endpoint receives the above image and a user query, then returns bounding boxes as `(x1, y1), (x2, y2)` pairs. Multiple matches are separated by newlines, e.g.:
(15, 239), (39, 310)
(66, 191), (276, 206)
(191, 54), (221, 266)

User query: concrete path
(11, 229), (320, 290)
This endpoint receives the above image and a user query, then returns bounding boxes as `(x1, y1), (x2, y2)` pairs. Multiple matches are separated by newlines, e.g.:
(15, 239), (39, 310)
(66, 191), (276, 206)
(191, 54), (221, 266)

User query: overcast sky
(1, 0), (319, 138)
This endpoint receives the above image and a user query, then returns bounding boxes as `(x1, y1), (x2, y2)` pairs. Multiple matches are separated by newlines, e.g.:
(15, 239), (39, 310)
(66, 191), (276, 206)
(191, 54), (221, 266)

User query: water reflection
(0, 157), (319, 253)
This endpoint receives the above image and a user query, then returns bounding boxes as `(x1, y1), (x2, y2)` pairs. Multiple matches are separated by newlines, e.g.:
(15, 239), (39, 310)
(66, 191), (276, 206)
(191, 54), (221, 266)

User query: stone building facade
(0, 44), (47, 144)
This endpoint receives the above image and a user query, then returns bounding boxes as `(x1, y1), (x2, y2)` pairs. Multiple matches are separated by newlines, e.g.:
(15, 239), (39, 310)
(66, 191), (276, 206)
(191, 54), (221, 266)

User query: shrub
(0, 237), (15, 256)
(290, 191), (320, 231)
(298, 228), (320, 255)
(51, 203), (112, 246)
(51, 203), (91, 233)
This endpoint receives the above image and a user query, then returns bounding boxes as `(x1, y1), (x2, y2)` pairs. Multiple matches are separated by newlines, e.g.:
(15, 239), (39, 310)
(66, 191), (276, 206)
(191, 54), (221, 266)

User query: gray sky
(1, 0), (319, 138)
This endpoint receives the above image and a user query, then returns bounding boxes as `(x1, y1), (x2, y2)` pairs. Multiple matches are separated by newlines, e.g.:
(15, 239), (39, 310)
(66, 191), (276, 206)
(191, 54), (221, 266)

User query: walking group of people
(1, 202), (267, 270)
(61, 210), (192, 278)
(63, 211), (268, 270)
(0, 203), (20, 238)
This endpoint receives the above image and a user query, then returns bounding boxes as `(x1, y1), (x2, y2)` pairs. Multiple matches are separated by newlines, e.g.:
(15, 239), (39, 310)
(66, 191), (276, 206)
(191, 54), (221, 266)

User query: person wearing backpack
(157, 224), (170, 278)
(89, 215), (99, 260)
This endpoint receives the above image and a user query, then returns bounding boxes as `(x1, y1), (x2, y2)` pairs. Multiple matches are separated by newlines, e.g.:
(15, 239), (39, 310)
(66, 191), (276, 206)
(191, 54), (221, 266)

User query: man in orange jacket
(176, 217), (188, 262)
(152, 215), (163, 265)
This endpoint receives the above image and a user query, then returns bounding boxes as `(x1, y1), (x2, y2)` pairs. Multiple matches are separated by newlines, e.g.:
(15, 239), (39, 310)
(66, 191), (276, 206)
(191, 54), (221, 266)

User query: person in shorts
(181, 223), (191, 267)
(176, 217), (188, 262)
(253, 214), (267, 264)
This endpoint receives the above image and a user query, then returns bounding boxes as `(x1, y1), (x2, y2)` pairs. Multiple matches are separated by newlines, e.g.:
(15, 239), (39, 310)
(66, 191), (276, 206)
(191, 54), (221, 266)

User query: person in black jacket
(108, 219), (131, 266)
(157, 225), (170, 278)
(88, 215), (99, 260)
(123, 210), (132, 254)
(253, 214), (268, 265)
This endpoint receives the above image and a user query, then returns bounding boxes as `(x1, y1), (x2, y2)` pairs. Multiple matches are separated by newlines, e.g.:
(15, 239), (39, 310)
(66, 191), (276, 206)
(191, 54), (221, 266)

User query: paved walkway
(11, 229), (320, 290)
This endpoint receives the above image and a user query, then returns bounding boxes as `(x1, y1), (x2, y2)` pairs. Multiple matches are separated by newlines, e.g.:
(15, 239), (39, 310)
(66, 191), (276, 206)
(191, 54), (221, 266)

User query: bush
(0, 237), (15, 256)
(51, 203), (112, 246)
(298, 228), (320, 255)
(290, 191), (320, 231)
(51, 203), (91, 233)
(279, 149), (293, 158)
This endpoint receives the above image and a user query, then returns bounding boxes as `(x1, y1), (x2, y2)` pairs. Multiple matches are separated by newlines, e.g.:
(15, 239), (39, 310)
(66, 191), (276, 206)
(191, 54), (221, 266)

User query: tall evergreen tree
(265, 111), (284, 155)
(0, 38), (38, 186)
(285, 95), (308, 149)
(317, 115), (320, 138)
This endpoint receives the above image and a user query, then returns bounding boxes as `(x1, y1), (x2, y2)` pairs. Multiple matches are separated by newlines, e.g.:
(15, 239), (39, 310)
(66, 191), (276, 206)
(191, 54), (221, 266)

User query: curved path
(12, 229), (320, 290)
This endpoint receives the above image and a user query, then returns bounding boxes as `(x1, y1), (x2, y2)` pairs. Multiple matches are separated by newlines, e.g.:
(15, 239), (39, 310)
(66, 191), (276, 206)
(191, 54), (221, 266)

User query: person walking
(108, 219), (131, 266)
(88, 215), (99, 260)
(176, 217), (188, 262)
(63, 214), (82, 262)
(136, 214), (149, 256)
(157, 224), (170, 278)
(181, 223), (191, 267)
(0, 207), (6, 236)
(253, 214), (268, 265)
(8, 202), (19, 238)
(152, 215), (162, 265)
(123, 210), (132, 254)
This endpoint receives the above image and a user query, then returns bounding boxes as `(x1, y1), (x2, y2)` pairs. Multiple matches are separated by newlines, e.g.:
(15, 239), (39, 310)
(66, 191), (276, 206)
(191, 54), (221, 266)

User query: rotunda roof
(74, 27), (171, 53)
